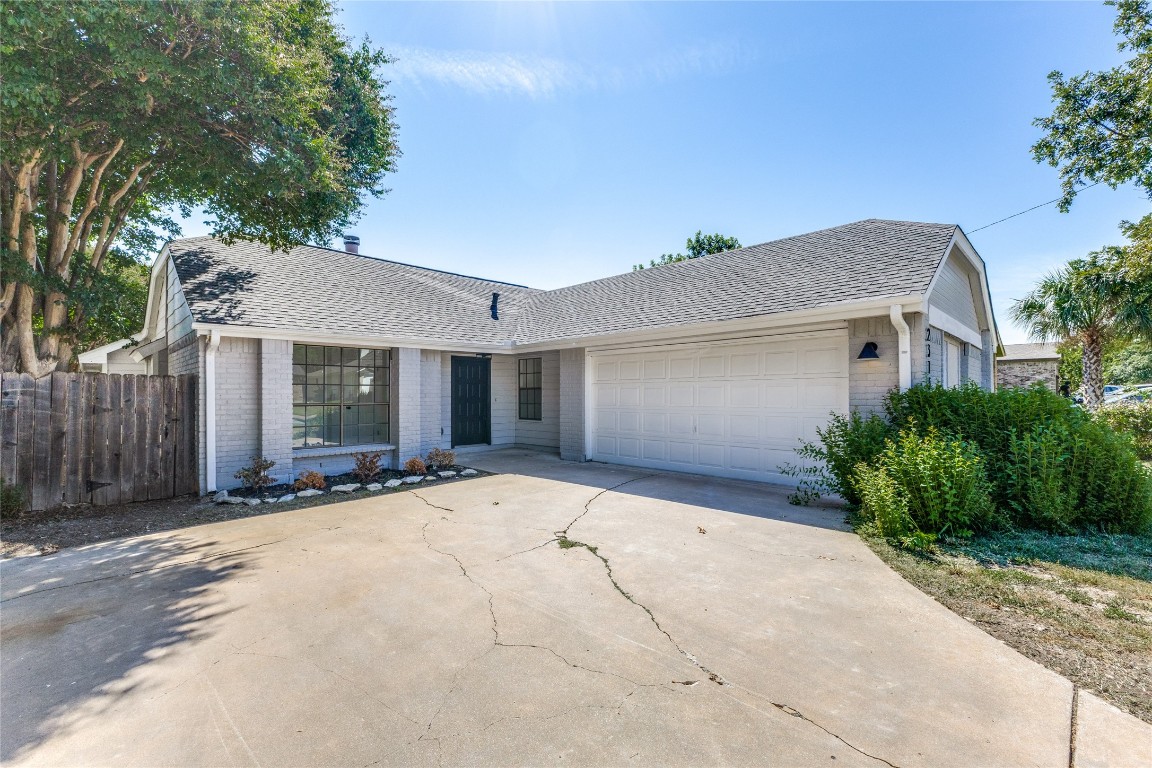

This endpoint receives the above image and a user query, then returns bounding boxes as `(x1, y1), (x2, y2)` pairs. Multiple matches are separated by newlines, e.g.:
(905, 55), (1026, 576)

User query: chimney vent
(490, 292), (500, 320)
(343, 234), (360, 254)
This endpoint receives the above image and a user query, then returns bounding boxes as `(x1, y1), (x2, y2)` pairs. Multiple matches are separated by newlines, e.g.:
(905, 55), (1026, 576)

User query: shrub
(787, 382), (1152, 535)
(865, 425), (999, 538)
(1096, 401), (1152, 460)
(403, 457), (427, 475)
(885, 383), (1151, 534)
(235, 456), (276, 492)
(426, 447), (456, 469)
(780, 411), (892, 505)
(294, 469), (326, 491)
(352, 451), (384, 483)
(0, 480), (26, 516)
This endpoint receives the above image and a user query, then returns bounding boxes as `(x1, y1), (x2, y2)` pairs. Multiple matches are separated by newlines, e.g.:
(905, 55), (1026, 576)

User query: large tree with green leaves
(1, 0), (399, 376)
(1032, 0), (1151, 215)
(1012, 249), (1152, 409)
(633, 231), (741, 271)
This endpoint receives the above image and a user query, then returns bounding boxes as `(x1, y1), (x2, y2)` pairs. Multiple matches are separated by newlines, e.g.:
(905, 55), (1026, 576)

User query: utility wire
(967, 181), (1104, 234)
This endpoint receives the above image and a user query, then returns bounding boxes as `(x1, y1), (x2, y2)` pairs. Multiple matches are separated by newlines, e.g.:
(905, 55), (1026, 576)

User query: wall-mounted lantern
(857, 342), (880, 360)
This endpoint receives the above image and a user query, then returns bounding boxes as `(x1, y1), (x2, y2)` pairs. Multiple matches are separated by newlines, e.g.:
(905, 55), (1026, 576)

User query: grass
(861, 529), (1152, 725)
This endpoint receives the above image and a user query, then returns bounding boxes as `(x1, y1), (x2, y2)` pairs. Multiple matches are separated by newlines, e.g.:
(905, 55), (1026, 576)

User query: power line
(967, 181), (1104, 234)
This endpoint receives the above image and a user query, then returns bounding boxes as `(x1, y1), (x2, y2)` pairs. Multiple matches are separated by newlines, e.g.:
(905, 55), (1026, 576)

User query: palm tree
(1011, 249), (1152, 410)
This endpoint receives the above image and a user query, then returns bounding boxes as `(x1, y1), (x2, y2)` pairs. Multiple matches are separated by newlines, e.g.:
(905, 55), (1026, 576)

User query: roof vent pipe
(343, 234), (360, 254)
(490, 292), (500, 320)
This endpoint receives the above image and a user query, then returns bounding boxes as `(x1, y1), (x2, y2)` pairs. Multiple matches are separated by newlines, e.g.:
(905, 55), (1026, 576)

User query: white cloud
(386, 43), (752, 98)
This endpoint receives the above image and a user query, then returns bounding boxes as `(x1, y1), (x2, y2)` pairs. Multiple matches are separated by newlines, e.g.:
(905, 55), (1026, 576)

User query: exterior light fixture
(857, 342), (880, 360)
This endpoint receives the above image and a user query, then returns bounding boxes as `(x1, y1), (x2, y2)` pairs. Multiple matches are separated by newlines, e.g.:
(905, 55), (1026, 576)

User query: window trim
(517, 357), (543, 421)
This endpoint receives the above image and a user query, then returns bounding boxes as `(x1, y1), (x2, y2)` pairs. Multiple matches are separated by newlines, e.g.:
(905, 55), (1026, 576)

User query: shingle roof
(168, 219), (960, 347)
(512, 219), (957, 343)
(998, 342), (1060, 361)
(169, 237), (540, 346)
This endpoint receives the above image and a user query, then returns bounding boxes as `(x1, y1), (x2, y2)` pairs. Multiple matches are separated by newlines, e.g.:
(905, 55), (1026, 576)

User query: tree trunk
(1081, 332), (1104, 411)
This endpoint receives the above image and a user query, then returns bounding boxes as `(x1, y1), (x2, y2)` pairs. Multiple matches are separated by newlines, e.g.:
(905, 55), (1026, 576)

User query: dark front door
(451, 356), (491, 447)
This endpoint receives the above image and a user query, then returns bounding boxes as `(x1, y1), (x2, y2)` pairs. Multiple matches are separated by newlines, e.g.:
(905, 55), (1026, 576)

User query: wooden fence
(1, 372), (198, 511)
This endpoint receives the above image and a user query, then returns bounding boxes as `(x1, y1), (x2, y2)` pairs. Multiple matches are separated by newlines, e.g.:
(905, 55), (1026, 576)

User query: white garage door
(590, 331), (849, 483)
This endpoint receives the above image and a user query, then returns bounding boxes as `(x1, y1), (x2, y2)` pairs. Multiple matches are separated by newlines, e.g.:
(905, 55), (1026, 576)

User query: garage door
(590, 331), (849, 483)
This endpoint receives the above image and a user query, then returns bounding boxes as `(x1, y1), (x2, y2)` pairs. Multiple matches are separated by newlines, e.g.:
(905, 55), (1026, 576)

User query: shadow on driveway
(0, 536), (250, 762)
(463, 448), (850, 531)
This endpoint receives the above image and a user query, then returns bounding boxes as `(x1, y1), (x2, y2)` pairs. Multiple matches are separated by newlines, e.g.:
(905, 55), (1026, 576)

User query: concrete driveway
(2, 450), (1149, 767)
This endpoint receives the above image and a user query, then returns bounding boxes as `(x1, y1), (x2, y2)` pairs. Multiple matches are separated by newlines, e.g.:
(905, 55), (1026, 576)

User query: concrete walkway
(2, 449), (1148, 767)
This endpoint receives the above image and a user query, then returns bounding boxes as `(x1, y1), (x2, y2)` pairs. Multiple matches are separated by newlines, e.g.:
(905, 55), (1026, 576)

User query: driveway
(2, 449), (1148, 767)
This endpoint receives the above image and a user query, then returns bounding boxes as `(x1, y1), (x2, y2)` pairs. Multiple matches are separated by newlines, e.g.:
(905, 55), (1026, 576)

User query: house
(77, 337), (148, 375)
(131, 219), (1002, 493)
(996, 342), (1060, 391)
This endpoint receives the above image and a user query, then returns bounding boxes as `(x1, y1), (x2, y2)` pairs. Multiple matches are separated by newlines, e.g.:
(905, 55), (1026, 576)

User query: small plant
(403, 456), (427, 475)
(780, 411), (892, 506)
(235, 456), (276, 492)
(0, 480), (26, 516)
(426, 447), (456, 469)
(294, 469), (326, 491)
(352, 451), (384, 483)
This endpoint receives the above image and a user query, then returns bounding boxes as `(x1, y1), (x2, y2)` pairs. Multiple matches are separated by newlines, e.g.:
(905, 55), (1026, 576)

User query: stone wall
(997, 359), (1059, 391)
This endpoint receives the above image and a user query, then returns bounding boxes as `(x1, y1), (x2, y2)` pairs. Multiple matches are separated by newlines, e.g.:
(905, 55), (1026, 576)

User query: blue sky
(184, 1), (1148, 344)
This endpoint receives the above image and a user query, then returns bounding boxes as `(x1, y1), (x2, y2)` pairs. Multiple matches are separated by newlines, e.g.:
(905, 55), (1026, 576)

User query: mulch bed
(1, 465), (490, 559)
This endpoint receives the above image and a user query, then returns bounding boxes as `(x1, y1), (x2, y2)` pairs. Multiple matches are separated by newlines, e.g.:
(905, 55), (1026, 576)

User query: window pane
(307, 346), (324, 365)
(304, 384), (322, 403)
(358, 386), (375, 404)
(324, 384), (340, 403)
(293, 345), (306, 365)
(292, 364), (306, 384)
(305, 365), (323, 385)
(374, 385), (387, 403)
(292, 384), (304, 403)
(324, 347), (340, 366)
(324, 366), (341, 386)
(292, 426), (305, 447)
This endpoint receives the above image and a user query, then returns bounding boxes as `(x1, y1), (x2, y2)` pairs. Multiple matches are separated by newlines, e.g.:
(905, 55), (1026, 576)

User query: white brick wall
(559, 348), (586, 461)
(260, 339), (293, 484)
(214, 336), (261, 490)
(490, 354), (516, 447)
(420, 349), (443, 455)
(395, 346), (422, 463)
(514, 351), (560, 450)
(848, 317), (898, 415)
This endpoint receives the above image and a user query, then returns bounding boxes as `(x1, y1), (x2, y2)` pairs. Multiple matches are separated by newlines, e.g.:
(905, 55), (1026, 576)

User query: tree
(1, 1), (399, 375)
(1059, 336), (1152, 388)
(1032, 0), (1152, 212)
(633, 231), (741, 271)
(1012, 249), (1152, 409)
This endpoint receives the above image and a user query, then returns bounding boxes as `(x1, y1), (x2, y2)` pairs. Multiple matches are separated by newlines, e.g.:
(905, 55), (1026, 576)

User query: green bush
(779, 410), (891, 505)
(859, 426), (999, 539)
(1095, 401), (1152, 460)
(786, 382), (1152, 535)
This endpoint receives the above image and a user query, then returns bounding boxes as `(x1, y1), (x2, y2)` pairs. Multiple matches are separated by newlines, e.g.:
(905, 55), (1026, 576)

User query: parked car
(1104, 384), (1126, 397)
(1104, 390), (1149, 405)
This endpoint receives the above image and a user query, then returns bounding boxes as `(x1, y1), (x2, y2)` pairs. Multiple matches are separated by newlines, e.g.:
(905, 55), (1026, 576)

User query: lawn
(862, 530), (1152, 724)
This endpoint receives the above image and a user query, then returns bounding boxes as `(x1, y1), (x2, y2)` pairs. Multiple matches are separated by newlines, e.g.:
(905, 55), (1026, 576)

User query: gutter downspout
(205, 330), (222, 492)
(889, 305), (912, 392)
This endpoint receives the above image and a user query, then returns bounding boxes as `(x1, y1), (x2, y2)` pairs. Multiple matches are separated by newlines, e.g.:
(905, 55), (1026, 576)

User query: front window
(518, 357), (542, 420)
(292, 345), (390, 448)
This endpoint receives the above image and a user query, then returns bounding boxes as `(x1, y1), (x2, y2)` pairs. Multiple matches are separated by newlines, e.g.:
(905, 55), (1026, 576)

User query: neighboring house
(76, 337), (148, 375)
(131, 219), (1002, 492)
(996, 343), (1060, 391)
